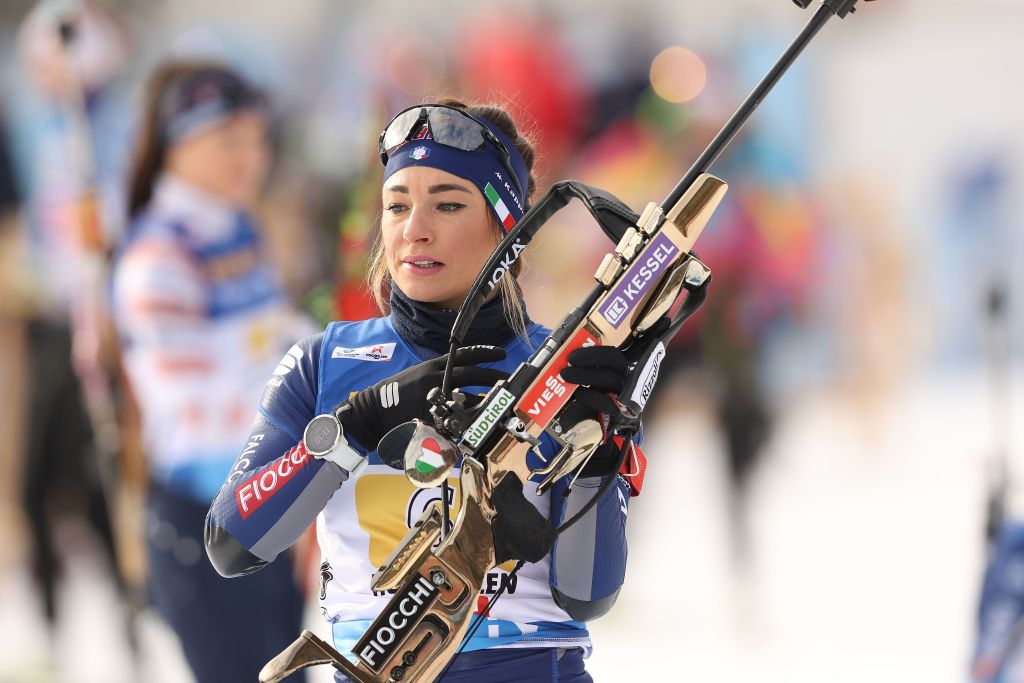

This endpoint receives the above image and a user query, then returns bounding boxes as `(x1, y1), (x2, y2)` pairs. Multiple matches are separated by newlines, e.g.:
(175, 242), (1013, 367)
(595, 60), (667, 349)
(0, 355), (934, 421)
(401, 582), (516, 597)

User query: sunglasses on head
(379, 104), (525, 202)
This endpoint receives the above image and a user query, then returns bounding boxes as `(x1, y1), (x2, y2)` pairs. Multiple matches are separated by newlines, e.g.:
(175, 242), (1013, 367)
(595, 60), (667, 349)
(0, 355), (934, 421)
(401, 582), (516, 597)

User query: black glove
(336, 345), (509, 450)
(558, 318), (671, 477)
(561, 346), (628, 414)
(558, 345), (629, 477)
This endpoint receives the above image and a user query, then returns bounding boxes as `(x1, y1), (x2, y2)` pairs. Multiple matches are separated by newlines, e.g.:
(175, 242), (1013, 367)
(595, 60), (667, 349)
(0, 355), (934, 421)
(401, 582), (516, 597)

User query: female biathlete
(206, 100), (637, 682)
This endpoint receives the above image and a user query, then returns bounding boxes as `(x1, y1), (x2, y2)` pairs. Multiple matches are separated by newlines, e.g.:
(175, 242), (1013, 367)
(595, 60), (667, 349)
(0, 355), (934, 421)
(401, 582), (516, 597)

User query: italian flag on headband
(415, 438), (446, 475)
(484, 182), (516, 231)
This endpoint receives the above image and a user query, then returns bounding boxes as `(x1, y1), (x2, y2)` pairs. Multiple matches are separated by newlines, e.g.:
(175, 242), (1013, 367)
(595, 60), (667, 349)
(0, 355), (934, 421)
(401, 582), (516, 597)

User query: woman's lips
(402, 256), (445, 275)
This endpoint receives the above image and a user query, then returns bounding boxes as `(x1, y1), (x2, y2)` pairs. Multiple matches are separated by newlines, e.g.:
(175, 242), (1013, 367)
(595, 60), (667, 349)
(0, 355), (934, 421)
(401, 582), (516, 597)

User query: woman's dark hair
(126, 59), (237, 219)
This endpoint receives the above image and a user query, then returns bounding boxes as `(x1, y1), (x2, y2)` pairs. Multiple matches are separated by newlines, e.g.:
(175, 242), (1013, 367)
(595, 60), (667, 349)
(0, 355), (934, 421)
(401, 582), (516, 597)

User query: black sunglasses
(379, 105), (525, 203)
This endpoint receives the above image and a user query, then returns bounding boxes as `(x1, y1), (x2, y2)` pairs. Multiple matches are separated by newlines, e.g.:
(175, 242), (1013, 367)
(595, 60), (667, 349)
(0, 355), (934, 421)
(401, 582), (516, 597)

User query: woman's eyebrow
(428, 183), (472, 194)
(383, 183), (471, 194)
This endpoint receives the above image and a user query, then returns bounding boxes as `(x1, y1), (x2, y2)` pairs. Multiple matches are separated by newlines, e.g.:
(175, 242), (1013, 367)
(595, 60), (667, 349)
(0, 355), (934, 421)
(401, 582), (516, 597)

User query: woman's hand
(559, 345), (631, 477)
(335, 345), (509, 451)
(561, 316), (671, 417)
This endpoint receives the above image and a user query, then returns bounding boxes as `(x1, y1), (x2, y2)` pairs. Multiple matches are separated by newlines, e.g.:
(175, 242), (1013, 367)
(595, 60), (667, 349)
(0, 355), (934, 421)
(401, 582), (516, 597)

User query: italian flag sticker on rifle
(404, 424), (457, 489)
(416, 439), (445, 475)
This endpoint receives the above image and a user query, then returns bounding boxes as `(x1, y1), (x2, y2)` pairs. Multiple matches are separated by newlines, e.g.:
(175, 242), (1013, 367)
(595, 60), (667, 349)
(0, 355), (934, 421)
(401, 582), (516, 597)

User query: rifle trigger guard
(532, 418), (604, 494)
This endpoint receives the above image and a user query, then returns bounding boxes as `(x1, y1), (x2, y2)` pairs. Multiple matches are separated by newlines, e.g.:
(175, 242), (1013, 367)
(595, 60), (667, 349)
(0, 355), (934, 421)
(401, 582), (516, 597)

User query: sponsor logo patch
(599, 232), (679, 328)
(629, 341), (665, 410)
(355, 573), (439, 670)
(410, 145), (430, 160)
(223, 433), (265, 487)
(604, 297), (629, 324)
(379, 381), (400, 409)
(268, 345), (304, 387)
(517, 328), (597, 425)
(235, 443), (311, 519)
(463, 388), (516, 448)
(332, 343), (396, 362)
(485, 239), (527, 292)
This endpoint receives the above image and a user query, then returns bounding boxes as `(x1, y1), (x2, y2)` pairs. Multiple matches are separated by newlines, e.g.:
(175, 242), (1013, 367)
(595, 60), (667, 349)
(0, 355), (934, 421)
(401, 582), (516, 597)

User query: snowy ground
(1, 369), (1018, 683)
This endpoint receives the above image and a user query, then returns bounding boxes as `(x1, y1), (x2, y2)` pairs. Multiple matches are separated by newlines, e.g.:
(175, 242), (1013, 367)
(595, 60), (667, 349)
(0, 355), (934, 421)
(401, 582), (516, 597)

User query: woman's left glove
(336, 345), (509, 451)
(558, 345), (632, 477)
(558, 316), (670, 477)
(561, 346), (628, 414)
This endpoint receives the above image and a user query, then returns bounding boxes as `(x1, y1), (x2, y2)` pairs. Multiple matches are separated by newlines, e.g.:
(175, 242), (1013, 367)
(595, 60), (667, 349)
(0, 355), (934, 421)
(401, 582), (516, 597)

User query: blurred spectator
(7, 0), (137, 656)
(0, 116), (17, 216)
(455, 8), (591, 180)
(13, 0), (132, 307)
(0, 109), (29, 577)
(111, 60), (314, 682)
(972, 523), (1024, 683)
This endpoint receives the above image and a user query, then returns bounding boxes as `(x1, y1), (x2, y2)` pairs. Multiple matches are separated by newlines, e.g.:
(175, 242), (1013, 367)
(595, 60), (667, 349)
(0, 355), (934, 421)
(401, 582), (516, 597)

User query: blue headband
(383, 117), (529, 234)
(160, 67), (267, 143)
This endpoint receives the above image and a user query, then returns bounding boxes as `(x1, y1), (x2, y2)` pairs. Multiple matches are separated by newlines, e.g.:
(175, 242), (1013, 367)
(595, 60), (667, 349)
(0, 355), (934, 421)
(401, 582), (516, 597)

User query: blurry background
(0, 0), (1021, 681)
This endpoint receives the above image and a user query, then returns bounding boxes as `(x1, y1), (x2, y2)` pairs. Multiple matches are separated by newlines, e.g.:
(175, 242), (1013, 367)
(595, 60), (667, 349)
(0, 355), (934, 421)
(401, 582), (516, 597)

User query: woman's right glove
(335, 345), (509, 451)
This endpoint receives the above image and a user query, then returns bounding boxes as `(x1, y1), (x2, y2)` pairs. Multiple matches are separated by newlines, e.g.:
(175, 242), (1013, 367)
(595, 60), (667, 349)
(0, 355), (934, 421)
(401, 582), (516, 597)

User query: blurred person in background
(112, 60), (313, 682)
(8, 0), (139, 655)
(0, 109), (31, 566)
(206, 100), (638, 682)
(664, 153), (820, 569)
(967, 160), (1020, 683)
(454, 8), (591, 180)
(972, 523), (1024, 682)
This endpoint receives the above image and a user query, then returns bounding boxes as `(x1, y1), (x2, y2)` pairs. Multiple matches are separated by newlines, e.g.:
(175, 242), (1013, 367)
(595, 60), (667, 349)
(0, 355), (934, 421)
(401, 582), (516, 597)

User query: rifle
(261, 2), (874, 681)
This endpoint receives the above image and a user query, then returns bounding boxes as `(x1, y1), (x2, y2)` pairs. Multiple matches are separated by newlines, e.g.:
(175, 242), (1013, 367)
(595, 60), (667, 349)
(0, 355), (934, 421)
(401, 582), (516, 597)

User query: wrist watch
(303, 413), (368, 477)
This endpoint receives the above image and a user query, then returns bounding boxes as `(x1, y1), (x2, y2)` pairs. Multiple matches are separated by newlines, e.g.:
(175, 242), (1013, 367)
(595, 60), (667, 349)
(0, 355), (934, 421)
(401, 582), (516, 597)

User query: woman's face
(165, 111), (270, 208)
(382, 165), (500, 310)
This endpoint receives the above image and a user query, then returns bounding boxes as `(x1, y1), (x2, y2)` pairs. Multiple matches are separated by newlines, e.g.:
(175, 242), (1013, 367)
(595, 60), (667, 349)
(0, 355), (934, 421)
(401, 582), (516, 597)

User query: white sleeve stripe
(380, 382), (399, 409)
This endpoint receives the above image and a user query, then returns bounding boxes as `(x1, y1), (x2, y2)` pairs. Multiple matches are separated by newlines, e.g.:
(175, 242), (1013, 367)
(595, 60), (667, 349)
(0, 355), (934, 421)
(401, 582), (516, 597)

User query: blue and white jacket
(206, 311), (630, 657)
(112, 175), (314, 504)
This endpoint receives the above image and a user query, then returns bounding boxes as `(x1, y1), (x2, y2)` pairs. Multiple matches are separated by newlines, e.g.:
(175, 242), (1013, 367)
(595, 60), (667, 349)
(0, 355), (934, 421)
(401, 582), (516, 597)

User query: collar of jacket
(388, 284), (526, 357)
(152, 173), (243, 243)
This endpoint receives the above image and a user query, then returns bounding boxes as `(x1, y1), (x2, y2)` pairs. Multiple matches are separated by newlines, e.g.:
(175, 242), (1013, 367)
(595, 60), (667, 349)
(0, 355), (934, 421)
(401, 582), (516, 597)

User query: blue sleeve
(547, 460), (631, 622)
(205, 332), (348, 577)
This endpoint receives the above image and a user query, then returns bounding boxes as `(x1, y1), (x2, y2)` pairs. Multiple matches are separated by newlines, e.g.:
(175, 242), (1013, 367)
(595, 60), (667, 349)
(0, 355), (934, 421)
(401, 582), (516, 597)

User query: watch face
(304, 414), (340, 456)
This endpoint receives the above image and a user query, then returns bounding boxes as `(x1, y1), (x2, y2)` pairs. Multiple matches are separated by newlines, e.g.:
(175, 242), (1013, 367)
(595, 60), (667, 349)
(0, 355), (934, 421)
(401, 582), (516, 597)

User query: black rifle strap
(438, 559), (526, 680)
